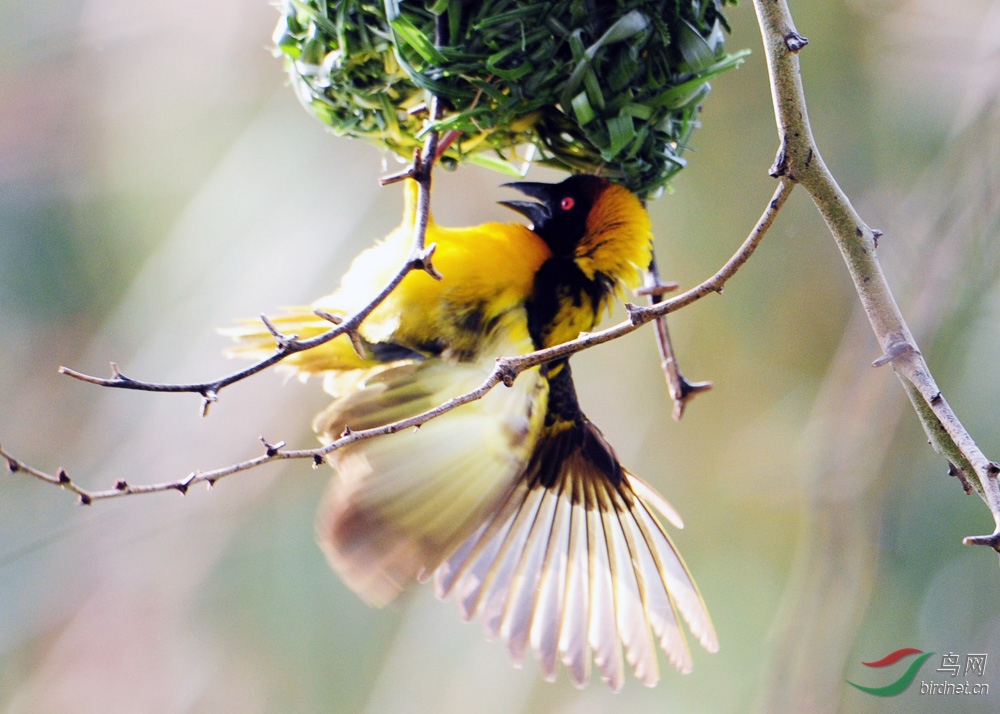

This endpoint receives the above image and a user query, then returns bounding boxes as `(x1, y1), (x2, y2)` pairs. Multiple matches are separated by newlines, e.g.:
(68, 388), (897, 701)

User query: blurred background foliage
(1, 1), (999, 712)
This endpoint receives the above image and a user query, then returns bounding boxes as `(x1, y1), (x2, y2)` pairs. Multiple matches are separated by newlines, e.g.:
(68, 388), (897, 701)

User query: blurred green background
(2, 1), (1000, 712)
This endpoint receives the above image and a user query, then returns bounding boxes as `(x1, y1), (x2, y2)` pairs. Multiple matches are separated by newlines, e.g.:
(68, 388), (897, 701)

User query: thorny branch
(639, 255), (713, 420)
(59, 120), (445, 418)
(16, 0), (995, 555)
(0, 178), (791, 503)
(753, 0), (1000, 552)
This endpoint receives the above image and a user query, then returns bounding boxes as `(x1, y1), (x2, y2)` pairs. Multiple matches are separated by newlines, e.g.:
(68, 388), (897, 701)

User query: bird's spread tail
(433, 416), (717, 690)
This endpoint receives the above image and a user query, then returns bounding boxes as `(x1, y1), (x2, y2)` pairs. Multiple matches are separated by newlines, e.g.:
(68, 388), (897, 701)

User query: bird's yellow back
(368, 182), (551, 360)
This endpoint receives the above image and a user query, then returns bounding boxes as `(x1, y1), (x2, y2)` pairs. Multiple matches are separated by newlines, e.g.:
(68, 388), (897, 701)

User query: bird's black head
(500, 175), (608, 256)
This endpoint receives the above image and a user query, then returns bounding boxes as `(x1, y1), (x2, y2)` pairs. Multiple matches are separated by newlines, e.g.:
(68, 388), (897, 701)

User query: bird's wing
(218, 224), (416, 374)
(434, 386), (716, 690)
(220, 309), (373, 374)
(314, 345), (548, 608)
(219, 181), (421, 373)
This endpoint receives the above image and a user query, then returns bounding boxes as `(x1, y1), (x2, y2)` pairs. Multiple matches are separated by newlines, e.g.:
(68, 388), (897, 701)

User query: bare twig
(753, 0), (1000, 549)
(60, 114), (447, 414)
(2, 357), (506, 502)
(11, 0), (789, 506)
(641, 254), (713, 420)
(3, 179), (788, 503)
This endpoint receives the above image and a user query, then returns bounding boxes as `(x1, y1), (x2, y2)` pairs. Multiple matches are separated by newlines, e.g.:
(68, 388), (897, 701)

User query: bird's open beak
(499, 181), (553, 228)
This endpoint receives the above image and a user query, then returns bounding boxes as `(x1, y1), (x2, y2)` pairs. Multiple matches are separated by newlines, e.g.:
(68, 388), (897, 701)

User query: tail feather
(600, 480), (660, 686)
(529, 474), (572, 681)
(435, 417), (716, 689)
(557, 475), (591, 684)
(499, 485), (558, 665)
(584, 475), (627, 689)
(627, 479), (719, 654)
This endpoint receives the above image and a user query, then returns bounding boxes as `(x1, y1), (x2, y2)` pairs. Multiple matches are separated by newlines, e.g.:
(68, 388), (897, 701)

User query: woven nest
(274, 0), (745, 198)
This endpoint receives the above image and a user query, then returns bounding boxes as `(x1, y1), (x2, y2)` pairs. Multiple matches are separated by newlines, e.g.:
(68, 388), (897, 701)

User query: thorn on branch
(963, 531), (1000, 551)
(872, 229), (883, 249)
(670, 377), (714, 421)
(769, 143), (789, 179)
(988, 462), (1000, 479)
(260, 437), (286, 458)
(7, 455), (19, 473)
(200, 390), (217, 418)
(347, 330), (367, 360)
(175, 472), (198, 495)
(313, 309), (343, 325)
(635, 282), (680, 297)
(496, 362), (518, 388)
(56, 468), (70, 485)
(58, 362), (153, 389)
(872, 339), (919, 367)
(413, 243), (443, 281)
(948, 461), (974, 495)
(114, 479), (129, 491)
(783, 32), (809, 53)
(625, 302), (647, 326)
(260, 314), (298, 350)
(78, 493), (92, 505)
(380, 148), (422, 186)
(313, 454), (324, 468)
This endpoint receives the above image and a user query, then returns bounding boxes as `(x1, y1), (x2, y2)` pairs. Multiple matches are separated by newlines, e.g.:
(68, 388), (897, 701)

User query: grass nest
(274, 0), (746, 198)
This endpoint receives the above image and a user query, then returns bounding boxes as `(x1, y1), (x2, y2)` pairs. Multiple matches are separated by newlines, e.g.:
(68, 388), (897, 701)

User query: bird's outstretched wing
(433, 366), (717, 690)
(314, 337), (548, 608)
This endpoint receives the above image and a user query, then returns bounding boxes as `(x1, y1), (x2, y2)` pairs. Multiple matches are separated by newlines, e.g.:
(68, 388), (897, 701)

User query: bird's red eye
(560, 196), (575, 211)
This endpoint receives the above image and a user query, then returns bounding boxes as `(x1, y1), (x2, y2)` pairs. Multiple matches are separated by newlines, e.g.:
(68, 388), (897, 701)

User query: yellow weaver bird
(225, 176), (717, 689)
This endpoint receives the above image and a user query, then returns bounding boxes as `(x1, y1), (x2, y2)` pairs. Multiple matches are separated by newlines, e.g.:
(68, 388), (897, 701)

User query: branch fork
(754, 0), (1000, 550)
(0, 161), (788, 503)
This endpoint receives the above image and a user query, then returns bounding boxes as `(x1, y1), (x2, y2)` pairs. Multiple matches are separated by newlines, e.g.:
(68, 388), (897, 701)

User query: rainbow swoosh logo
(846, 648), (935, 697)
